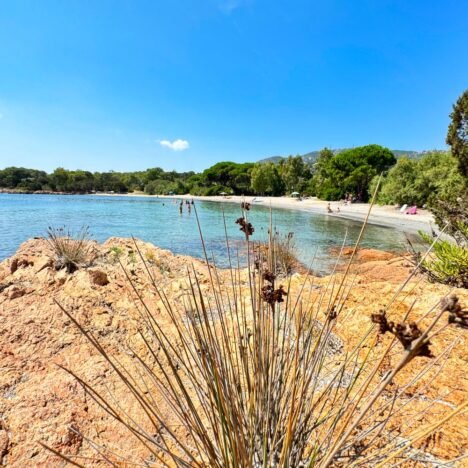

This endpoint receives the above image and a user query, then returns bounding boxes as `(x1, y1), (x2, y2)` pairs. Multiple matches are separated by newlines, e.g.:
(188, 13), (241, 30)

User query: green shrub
(108, 246), (123, 263)
(416, 224), (468, 288)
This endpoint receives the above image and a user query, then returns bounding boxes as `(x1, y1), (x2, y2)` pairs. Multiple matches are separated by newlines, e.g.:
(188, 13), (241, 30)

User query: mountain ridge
(257, 149), (439, 165)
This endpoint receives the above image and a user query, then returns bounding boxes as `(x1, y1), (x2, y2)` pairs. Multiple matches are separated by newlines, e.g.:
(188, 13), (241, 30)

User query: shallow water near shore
(0, 194), (417, 273)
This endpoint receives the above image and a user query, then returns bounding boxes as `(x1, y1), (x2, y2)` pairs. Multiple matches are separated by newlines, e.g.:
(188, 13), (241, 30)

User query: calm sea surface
(0, 194), (413, 273)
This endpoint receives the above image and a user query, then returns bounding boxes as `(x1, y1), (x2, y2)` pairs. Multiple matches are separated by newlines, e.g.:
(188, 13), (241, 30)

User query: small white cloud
(218, 0), (246, 14)
(159, 139), (190, 151)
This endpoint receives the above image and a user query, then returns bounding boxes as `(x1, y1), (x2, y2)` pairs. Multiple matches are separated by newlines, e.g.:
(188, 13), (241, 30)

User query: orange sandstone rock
(0, 238), (466, 466)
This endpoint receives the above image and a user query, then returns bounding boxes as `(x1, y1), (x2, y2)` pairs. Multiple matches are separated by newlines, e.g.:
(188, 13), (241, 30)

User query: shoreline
(0, 190), (435, 234)
(110, 192), (436, 234)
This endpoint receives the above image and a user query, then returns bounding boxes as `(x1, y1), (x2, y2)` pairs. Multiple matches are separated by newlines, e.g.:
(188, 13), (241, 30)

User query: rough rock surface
(0, 238), (466, 466)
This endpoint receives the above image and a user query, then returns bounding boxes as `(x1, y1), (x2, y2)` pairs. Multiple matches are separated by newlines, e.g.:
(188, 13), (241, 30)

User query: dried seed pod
(262, 270), (276, 283)
(261, 284), (287, 305)
(371, 310), (393, 334)
(327, 305), (337, 320)
(235, 217), (254, 237)
(442, 295), (467, 328)
(372, 311), (432, 357)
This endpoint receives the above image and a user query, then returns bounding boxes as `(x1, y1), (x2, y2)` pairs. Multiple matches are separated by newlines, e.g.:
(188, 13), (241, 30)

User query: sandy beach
(99, 192), (436, 234)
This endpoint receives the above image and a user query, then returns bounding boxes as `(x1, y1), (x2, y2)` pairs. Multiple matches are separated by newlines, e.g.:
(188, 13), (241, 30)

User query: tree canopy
(372, 152), (463, 207)
(4, 144), (453, 205)
(446, 89), (468, 178)
(310, 145), (396, 201)
(251, 163), (284, 195)
(429, 90), (468, 235)
(279, 156), (310, 193)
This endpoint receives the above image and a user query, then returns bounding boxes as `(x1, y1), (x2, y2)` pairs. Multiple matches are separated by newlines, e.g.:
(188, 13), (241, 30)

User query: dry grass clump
(47, 202), (467, 466)
(253, 230), (299, 278)
(46, 226), (92, 273)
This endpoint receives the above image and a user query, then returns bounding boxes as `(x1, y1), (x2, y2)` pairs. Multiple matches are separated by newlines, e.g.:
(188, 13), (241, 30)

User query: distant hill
(260, 155), (284, 164)
(258, 149), (428, 165)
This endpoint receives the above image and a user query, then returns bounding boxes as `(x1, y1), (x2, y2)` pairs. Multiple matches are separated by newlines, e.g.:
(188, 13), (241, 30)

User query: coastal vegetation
(430, 90), (468, 238)
(412, 226), (468, 288)
(188, 161), (255, 195)
(409, 90), (468, 288)
(370, 151), (463, 207)
(0, 145), (460, 206)
(308, 145), (396, 201)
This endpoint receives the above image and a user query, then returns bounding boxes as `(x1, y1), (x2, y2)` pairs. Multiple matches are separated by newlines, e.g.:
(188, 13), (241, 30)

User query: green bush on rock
(415, 226), (468, 288)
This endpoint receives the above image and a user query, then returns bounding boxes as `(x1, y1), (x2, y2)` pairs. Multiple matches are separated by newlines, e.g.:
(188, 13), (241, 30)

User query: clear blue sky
(0, 0), (467, 173)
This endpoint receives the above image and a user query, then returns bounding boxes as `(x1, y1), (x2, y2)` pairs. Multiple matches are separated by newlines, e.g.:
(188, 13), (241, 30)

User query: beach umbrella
(291, 191), (300, 197)
(220, 192), (227, 195)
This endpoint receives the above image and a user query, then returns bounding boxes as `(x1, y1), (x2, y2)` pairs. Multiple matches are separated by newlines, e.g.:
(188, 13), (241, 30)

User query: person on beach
(327, 203), (333, 213)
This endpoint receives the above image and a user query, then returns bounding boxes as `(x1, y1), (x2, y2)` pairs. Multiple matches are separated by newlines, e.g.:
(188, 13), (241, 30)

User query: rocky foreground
(0, 238), (467, 466)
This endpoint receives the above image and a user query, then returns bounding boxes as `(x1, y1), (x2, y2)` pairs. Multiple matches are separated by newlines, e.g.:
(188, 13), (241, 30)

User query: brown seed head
(261, 284), (287, 306)
(371, 310), (392, 334)
(441, 295), (467, 329)
(235, 217), (254, 237)
(372, 311), (433, 357)
(262, 270), (276, 283)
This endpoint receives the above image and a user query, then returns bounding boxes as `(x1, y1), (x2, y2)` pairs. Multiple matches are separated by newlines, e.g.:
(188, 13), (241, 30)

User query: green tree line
(0, 144), (462, 206)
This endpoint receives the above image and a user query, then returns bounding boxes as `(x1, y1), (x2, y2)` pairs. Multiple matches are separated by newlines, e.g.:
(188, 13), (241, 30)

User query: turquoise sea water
(0, 194), (413, 273)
